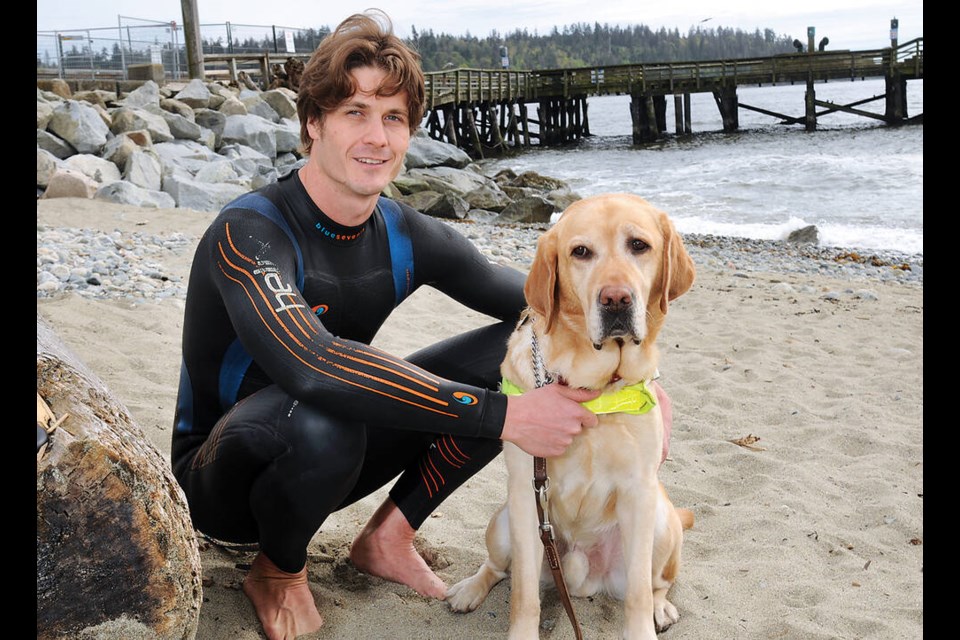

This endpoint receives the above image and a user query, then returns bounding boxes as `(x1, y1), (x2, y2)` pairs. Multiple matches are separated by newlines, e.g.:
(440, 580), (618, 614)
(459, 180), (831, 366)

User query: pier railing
(424, 68), (534, 108)
(423, 39), (923, 104)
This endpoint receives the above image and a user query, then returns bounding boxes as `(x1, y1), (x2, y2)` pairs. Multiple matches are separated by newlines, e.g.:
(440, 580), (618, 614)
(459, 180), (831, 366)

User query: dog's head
(525, 193), (695, 351)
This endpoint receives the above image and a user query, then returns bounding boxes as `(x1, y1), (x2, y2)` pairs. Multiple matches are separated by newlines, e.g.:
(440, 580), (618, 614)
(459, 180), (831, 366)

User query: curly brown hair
(296, 9), (425, 153)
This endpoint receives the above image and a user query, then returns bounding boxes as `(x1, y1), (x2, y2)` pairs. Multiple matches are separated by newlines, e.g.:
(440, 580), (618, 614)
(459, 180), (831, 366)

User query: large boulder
(95, 180), (176, 208)
(405, 131), (472, 169)
(47, 100), (110, 154)
(173, 78), (212, 109)
(42, 167), (100, 199)
(495, 194), (557, 224)
(63, 154), (123, 185)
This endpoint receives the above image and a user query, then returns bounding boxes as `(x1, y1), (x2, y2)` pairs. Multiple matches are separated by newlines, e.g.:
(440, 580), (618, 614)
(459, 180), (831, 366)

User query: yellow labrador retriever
(447, 193), (696, 639)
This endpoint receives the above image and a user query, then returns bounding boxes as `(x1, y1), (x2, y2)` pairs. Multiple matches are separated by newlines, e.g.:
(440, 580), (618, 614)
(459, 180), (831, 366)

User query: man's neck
(297, 163), (379, 227)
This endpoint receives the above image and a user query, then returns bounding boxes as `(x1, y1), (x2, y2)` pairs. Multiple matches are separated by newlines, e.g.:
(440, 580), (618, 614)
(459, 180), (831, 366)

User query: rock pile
(36, 78), (580, 222)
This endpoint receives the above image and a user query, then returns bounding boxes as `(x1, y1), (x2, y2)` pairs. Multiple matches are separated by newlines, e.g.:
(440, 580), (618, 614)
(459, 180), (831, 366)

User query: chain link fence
(37, 16), (327, 82)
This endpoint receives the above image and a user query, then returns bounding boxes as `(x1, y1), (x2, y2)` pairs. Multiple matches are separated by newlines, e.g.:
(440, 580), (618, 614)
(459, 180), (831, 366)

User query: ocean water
(484, 77), (923, 256)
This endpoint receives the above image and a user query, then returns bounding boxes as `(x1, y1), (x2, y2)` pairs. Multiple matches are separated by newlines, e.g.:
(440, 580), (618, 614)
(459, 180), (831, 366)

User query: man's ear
(306, 117), (323, 141)
(524, 227), (560, 333)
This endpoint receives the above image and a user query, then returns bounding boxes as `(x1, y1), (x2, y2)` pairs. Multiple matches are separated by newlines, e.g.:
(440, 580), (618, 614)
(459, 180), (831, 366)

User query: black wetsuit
(171, 171), (526, 572)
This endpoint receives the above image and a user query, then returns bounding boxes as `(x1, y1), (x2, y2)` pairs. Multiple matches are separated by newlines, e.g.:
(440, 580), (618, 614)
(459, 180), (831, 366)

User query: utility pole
(181, 0), (205, 79)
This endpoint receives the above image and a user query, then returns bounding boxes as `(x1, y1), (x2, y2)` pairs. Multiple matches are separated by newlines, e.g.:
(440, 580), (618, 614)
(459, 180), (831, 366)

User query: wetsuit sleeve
(206, 208), (508, 439)
(405, 208), (528, 322)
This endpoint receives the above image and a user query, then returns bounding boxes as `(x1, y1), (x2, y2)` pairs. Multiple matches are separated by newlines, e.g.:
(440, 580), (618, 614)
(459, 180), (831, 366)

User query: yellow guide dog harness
(499, 377), (657, 415)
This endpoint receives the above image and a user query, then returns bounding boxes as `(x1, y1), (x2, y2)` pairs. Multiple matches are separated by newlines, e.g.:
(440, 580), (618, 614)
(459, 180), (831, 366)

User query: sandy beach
(37, 197), (923, 639)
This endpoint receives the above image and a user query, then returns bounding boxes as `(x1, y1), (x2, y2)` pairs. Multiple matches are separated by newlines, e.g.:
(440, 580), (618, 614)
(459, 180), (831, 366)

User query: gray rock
(122, 81), (162, 108)
(63, 153), (123, 184)
(218, 96), (248, 116)
(508, 170), (568, 191)
(392, 174), (434, 195)
(153, 139), (222, 165)
(194, 160), (240, 184)
(37, 148), (62, 187)
(219, 143), (275, 178)
(37, 129), (76, 159)
(242, 95), (282, 123)
(42, 167), (99, 199)
(464, 184), (512, 212)
(406, 166), (495, 197)
(162, 174), (248, 212)
(405, 131), (472, 169)
(110, 106), (174, 143)
(37, 100), (54, 129)
(786, 225), (819, 244)
(208, 83), (237, 102)
(94, 180), (176, 208)
(274, 118), (302, 154)
(194, 108), (227, 146)
(250, 167), (279, 190)
(261, 89), (298, 119)
(101, 131), (152, 170)
(274, 154), (302, 177)
(47, 100), (111, 154)
(397, 190), (470, 219)
(196, 127), (217, 150)
(496, 195), (556, 224)
(74, 90), (109, 110)
(145, 104), (202, 140)
(124, 148), (163, 191)
(160, 98), (196, 120)
(222, 114), (278, 158)
(544, 187), (582, 212)
(174, 79), (212, 109)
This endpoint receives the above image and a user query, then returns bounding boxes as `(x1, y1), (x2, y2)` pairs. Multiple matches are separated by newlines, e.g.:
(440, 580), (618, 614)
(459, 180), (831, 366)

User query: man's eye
(572, 246), (591, 258)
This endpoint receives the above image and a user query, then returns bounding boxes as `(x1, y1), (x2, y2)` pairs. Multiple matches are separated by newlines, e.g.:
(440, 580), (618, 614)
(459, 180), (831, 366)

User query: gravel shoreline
(36, 220), (923, 303)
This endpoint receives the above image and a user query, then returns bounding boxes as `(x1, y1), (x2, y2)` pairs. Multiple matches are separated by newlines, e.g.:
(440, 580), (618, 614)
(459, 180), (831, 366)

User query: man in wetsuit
(171, 11), (668, 639)
(172, 7), (666, 640)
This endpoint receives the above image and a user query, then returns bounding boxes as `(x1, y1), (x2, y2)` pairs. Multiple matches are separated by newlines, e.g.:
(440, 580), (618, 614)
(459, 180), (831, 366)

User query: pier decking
(421, 38), (923, 155)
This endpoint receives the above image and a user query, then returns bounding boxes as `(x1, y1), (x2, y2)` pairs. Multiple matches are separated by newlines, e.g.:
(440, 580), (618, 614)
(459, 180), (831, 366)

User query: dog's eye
(629, 239), (650, 254)
(571, 245), (592, 259)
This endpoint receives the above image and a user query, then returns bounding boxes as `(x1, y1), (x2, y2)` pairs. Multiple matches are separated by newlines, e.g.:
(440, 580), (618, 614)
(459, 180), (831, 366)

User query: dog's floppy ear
(524, 227), (561, 333)
(658, 211), (696, 315)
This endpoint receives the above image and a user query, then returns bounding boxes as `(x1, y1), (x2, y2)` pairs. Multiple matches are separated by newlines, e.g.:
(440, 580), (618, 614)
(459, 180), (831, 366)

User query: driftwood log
(37, 314), (202, 640)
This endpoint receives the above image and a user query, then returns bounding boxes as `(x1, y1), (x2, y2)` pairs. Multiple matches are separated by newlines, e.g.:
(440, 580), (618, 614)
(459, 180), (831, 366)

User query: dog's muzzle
(596, 285), (641, 348)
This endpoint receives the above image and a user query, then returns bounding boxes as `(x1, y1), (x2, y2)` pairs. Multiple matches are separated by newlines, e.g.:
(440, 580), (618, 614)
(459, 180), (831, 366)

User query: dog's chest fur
(502, 315), (664, 545)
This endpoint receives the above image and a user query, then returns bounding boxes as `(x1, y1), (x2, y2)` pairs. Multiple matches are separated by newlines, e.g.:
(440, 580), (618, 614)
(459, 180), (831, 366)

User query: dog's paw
(653, 596), (680, 632)
(447, 568), (503, 613)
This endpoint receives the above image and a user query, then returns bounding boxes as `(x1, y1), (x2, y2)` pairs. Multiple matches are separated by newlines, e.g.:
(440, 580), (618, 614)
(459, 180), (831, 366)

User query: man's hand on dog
(502, 384), (601, 457)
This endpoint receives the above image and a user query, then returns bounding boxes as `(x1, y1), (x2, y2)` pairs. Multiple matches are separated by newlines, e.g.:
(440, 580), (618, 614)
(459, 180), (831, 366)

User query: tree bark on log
(37, 314), (202, 640)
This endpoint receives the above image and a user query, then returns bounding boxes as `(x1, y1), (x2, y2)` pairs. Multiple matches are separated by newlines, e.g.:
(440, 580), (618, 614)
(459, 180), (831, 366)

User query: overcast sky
(36, 0), (922, 51)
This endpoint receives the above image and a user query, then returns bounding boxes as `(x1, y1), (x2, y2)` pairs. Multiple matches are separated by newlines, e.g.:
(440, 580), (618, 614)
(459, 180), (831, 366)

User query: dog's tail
(676, 508), (695, 530)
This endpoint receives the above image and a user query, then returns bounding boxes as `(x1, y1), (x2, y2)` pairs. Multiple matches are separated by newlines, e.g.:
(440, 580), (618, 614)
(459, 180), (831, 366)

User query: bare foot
(242, 552), (324, 640)
(349, 497), (448, 599)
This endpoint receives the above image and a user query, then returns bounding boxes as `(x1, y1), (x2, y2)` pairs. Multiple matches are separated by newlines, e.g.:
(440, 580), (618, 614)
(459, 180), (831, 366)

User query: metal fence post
(117, 17), (127, 79)
(55, 32), (64, 79)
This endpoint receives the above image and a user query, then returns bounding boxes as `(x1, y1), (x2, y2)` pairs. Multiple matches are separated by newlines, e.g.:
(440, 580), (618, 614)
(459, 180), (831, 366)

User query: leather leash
(534, 455), (584, 640)
(526, 317), (584, 640)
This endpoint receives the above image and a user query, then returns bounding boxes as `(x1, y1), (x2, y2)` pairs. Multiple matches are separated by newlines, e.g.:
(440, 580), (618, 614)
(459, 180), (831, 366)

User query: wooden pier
(422, 38), (923, 156)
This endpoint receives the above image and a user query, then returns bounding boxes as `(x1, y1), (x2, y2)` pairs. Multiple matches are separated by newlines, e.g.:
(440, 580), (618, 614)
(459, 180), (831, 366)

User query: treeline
(409, 23), (797, 70)
(201, 22), (797, 70)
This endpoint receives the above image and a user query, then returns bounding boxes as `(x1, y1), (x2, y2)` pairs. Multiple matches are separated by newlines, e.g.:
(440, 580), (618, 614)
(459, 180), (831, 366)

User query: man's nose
(362, 117), (389, 146)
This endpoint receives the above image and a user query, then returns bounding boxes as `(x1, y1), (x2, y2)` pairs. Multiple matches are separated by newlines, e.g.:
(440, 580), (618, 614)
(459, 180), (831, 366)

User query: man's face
(306, 66), (411, 202)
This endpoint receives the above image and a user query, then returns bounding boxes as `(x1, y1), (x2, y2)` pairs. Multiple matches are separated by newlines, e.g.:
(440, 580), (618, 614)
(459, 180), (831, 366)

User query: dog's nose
(599, 286), (633, 313)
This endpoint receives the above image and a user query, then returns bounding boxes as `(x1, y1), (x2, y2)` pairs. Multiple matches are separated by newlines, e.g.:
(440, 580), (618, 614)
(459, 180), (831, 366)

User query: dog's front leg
(618, 471), (659, 640)
(504, 443), (545, 639)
